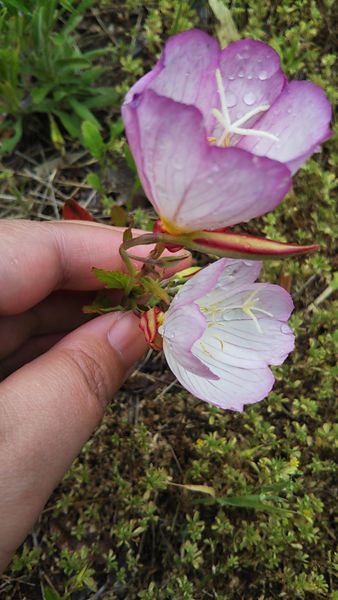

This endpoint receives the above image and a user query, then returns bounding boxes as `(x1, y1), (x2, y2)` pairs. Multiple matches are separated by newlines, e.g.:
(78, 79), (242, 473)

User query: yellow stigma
(160, 216), (190, 236)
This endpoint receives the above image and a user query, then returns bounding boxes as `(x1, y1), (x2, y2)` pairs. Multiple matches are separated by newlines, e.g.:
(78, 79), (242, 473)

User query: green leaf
(92, 268), (133, 292)
(59, 14), (82, 37)
(69, 98), (101, 130)
(3, 0), (33, 15)
(41, 585), (62, 600)
(199, 493), (294, 514)
(81, 120), (105, 161)
(0, 117), (22, 154)
(31, 84), (53, 106)
(124, 144), (137, 174)
(110, 117), (124, 142)
(56, 57), (90, 71)
(55, 110), (81, 138)
(84, 87), (119, 109)
(85, 172), (103, 193)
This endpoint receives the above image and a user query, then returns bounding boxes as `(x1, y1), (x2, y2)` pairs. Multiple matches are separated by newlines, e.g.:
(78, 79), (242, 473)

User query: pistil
(212, 68), (279, 147)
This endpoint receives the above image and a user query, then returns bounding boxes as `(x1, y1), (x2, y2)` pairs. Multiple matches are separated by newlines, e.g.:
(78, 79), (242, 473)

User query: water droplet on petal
(280, 324), (291, 335)
(258, 70), (268, 80)
(237, 52), (249, 60)
(247, 74), (253, 80)
(228, 74), (235, 81)
(243, 92), (256, 106)
(238, 70), (245, 78)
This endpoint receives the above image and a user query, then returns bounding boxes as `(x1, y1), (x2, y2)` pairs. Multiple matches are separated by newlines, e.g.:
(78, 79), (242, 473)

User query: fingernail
(107, 312), (146, 369)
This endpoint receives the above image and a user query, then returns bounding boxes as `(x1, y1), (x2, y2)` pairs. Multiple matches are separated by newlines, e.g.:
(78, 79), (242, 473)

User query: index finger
(0, 220), (191, 315)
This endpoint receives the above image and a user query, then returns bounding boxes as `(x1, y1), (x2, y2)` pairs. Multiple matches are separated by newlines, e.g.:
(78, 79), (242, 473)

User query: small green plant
(0, 0), (117, 153)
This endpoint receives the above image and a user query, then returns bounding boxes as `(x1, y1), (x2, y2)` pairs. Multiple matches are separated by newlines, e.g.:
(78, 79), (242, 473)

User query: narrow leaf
(169, 482), (216, 497)
(81, 120), (105, 161)
(209, 0), (240, 46)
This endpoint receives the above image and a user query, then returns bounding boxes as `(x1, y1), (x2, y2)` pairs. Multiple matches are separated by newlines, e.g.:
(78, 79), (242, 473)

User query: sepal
(139, 307), (164, 351)
(182, 230), (319, 260)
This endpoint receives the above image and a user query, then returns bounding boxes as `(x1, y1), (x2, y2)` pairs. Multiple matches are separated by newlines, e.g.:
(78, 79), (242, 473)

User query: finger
(0, 310), (146, 573)
(0, 333), (65, 380)
(0, 220), (191, 315)
(0, 291), (95, 359)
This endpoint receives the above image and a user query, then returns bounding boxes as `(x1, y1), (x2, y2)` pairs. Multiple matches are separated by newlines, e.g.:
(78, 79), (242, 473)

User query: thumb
(0, 311), (146, 573)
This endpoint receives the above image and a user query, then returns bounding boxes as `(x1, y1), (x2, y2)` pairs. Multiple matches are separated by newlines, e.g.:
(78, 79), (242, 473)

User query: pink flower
(122, 30), (331, 234)
(158, 258), (295, 411)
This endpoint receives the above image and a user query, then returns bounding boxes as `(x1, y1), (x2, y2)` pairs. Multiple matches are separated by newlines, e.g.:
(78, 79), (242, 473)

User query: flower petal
(161, 304), (218, 379)
(191, 258), (262, 309)
(164, 347), (275, 411)
(192, 318), (295, 370)
(173, 257), (261, 309)
(215, 39), (286, 135)
(215, 283), (294, 322)
(126, 90), (291, 231)
(237, 81), (332, 173)
(149, 29), (220, 130)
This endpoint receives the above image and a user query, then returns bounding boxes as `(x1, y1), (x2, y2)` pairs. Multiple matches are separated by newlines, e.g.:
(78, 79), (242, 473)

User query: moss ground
(0, 1), (337, 599)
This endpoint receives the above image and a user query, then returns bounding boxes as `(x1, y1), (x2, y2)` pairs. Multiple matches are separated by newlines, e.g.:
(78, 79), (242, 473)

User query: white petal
(173, 258), (261, 309)
(164, 341), (275, 411)
(193, 319), (294, 369)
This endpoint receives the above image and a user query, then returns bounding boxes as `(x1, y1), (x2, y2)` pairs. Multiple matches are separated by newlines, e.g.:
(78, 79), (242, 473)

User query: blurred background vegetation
(0, 0), (337, 598)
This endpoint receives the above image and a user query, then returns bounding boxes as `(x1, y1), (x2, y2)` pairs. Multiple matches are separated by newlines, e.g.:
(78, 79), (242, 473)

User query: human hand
(0, 219), (190, 573)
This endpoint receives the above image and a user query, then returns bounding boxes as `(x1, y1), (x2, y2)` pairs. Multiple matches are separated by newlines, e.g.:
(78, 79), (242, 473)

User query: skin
(0, 219), (190, 574)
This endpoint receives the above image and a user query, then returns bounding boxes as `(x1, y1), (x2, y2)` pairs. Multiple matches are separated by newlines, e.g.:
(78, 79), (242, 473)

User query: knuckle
(63, 346), (115, 415)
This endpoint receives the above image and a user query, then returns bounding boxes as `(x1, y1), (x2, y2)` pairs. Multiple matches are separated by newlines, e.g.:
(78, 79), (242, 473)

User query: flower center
(208, 68), (279, 148)
(200, 289), (273, 334)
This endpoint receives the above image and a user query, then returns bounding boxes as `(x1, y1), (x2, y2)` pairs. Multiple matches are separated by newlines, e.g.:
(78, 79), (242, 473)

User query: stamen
(253, 307), (273, 317)
(232, 104), (269, 128)
(243, 305), (263, 334)
(231, 126), (279, 142)
(201, 291), (273, 336)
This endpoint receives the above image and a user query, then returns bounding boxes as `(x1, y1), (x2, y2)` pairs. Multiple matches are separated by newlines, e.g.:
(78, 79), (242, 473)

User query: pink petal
(237, 81), (332, 173)
(172, 259), (226, 308)
(149, 29), (220, 131)
(126, 90), (291, 231)
(173, 258), (261, 309)
(164, 347), (275, 411)
(176, 144), (291, 230)
(162, 304), (218, 379)
(122, 96), (156, 209)
(219, 283), (294, 322)
(216, 39), (286, 134)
